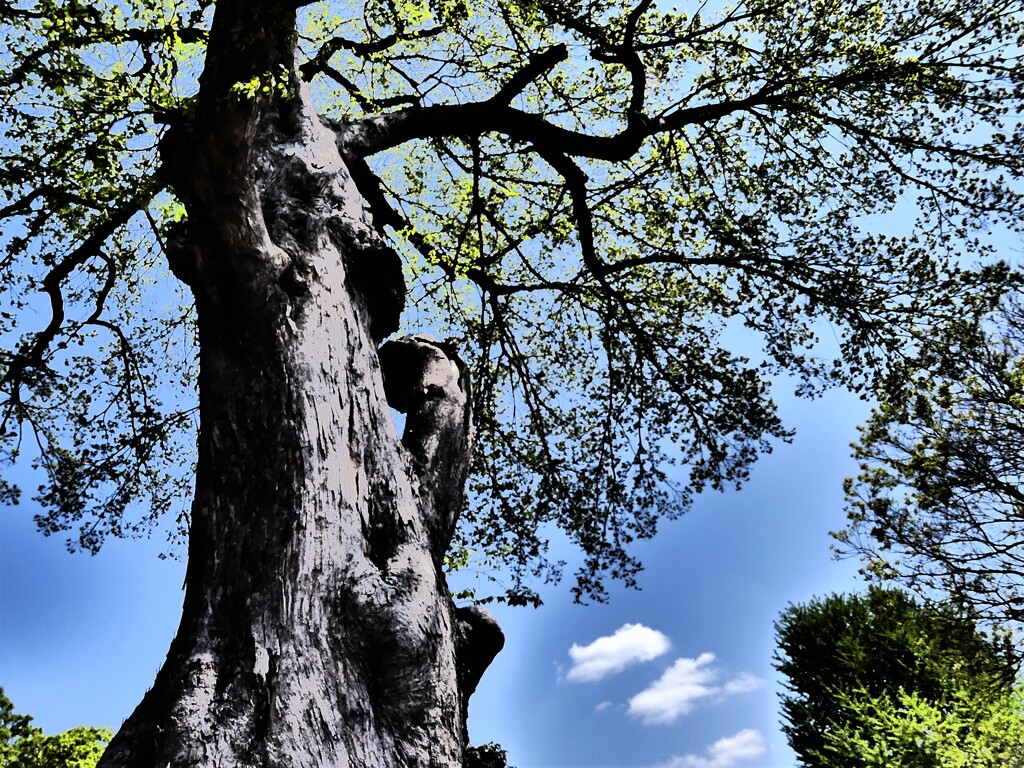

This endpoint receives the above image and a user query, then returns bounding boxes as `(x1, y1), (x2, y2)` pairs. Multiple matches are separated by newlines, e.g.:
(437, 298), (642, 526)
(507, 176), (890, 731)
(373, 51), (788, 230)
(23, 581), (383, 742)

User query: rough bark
(97, 4), (499, 765)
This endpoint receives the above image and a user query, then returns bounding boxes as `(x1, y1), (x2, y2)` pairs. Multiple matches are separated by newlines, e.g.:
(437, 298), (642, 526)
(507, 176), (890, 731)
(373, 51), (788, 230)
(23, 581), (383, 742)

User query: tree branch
(535, 149), (607, 278)
(0, 2), (43, 19)
(492, 43), (568, 103)
(299, 25), (446, 82)
(590, 0), (653, 121)
(1, 195), (149, 414)
(336, 82), (789, 162)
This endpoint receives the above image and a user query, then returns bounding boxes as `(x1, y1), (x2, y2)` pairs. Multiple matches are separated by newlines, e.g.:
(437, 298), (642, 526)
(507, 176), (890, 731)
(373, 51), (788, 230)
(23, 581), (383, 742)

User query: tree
(1, 0), (1022, 765)
(774, 588), (1022, 768)
(0, 689), (37, 766)
(819, 685), (1024, 767)
(0, 687), (112, 768)
(837, 294), (1024, 626)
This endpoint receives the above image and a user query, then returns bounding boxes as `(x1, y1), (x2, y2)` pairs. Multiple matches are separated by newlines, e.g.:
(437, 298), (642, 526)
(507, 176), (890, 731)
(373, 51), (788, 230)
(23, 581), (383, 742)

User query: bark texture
(98, 4), (499, 765)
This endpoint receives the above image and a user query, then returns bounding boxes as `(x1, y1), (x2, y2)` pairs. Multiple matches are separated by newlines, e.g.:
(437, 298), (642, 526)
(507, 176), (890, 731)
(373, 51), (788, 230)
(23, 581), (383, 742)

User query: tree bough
(1, 0), (1022, 763)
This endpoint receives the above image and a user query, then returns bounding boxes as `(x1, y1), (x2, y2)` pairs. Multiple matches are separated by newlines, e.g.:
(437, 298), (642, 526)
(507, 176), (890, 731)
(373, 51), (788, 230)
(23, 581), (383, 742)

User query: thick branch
(591, 0), (653, 122)
(493, 43), (568, 103)
(536, 150), (607, 278)
(337, 84), (788, 161)
(339, 150), (406, 233)
(0, 189), (44, 220)
(0, 2), (44, 19)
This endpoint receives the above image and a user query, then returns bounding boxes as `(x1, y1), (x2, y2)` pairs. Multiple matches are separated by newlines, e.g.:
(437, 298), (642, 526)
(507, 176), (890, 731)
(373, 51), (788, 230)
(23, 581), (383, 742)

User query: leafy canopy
(838, 292), (1024, 626)
(774, 588), (1022, 768)
(1, 0), (1022, 602)
(0, 687), (111, 768)
(819, 685), (1024, 768)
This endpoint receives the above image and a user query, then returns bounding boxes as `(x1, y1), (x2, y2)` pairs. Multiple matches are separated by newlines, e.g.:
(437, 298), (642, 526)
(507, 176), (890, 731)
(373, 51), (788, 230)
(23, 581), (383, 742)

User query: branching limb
(590, 0), (654, 126)
(1, 195), (150, 419)
(336, 78), (793, 162)
(300, 25), (446, 81)
(535, 150), (607, 279)
(491, 44), (568, 103)
(310, 63), (421, 111)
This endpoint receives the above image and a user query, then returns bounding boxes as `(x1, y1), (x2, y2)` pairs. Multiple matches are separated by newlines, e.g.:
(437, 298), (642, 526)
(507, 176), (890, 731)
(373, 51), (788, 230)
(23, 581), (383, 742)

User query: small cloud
(628, 653), (718, 724)
(721, 673), (764, 698)
(661, 729), (767, 768)
(595, 700), (614, 712)
(566, 623), (671, 682)
(628, 655), (764, 725)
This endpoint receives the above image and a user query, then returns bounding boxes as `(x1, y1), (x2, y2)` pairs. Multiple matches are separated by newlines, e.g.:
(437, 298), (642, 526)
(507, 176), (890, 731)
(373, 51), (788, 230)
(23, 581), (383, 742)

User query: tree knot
(454, 604), (504, 705)
(378, 334), (473, 562)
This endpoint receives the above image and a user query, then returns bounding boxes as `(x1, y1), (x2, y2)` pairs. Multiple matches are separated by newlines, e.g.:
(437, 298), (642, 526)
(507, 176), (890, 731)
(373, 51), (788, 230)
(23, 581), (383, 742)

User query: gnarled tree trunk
(98, 4), (501, 765)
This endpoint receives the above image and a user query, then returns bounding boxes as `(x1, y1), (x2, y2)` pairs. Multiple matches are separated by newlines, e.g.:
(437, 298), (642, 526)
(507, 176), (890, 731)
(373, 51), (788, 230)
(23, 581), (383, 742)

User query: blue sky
(0, 376), (871, 768)
(3, 4), (1021, 766)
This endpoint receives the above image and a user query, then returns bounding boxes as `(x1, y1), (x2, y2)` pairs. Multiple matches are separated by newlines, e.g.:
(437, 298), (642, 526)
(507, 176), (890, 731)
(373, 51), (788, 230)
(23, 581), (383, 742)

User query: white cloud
(566, 623), (671, 682)
(628, 655), (765, 725)
(721, 673), (764, 698)
(595, 700), (614, 712)
(628, 653), (718, 724)
(661, 729), (766, 768)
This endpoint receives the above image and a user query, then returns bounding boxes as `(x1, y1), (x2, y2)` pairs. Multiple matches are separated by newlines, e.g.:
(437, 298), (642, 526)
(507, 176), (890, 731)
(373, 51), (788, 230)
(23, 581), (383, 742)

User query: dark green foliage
(465, 742), (512, 768)
(2, 0), (1023, 603)
(775, 588), (1019, 767)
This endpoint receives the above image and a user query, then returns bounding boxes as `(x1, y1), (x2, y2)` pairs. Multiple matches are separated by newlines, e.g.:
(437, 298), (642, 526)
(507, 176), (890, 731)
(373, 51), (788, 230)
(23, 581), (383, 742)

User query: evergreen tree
(775, 588), (1020, 767)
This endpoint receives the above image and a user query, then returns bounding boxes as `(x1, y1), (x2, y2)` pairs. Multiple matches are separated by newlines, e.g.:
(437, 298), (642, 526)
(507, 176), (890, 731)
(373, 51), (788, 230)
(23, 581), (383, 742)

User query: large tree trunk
(98, 4), (501, 765)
